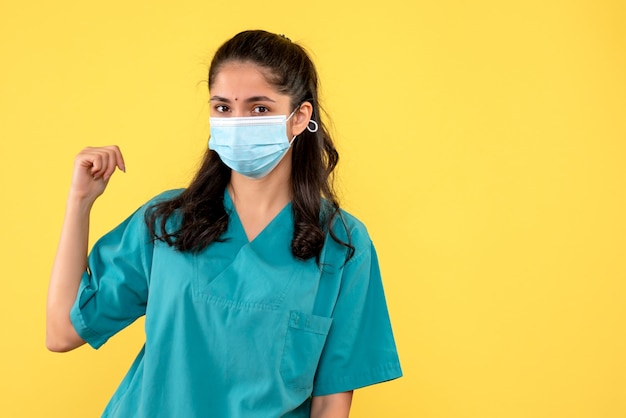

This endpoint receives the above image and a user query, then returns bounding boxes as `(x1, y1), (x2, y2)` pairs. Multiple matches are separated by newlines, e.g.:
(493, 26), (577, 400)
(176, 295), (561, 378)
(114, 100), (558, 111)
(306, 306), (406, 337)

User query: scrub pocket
(280, 311), (332, 390)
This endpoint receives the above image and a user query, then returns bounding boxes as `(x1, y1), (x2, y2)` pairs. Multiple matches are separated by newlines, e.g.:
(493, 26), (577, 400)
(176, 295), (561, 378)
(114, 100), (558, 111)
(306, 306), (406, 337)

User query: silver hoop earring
(307, 119), (319, 133)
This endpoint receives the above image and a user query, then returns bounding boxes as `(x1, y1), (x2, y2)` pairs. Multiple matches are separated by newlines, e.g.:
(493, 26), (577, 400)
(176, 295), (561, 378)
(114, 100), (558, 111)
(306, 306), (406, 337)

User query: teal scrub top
(70, 189), (402, 417)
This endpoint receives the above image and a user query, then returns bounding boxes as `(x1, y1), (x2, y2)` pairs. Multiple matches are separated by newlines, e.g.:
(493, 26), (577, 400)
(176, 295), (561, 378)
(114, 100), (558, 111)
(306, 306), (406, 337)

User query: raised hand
(69, 146), (126, 203)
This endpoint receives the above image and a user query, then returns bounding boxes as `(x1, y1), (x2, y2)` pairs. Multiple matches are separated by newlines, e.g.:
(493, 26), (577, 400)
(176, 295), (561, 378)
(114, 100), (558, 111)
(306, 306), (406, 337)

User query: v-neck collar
(224, 189), (293, 246)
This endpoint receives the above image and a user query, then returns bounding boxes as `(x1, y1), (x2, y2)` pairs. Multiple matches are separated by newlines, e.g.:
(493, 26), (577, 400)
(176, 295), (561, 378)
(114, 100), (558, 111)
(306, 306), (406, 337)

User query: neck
(228, 154), (292, 213)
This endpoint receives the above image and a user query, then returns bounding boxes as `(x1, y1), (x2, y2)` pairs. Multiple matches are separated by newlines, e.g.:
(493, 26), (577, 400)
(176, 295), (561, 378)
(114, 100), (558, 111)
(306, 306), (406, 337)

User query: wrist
(65, 191), (96, 214)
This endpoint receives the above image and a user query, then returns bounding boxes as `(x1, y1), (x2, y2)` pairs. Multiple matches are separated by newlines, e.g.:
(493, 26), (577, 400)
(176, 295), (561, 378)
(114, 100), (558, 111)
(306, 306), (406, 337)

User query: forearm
(310, 391), (353, 418)
(46, 146), (125, 352)
(46, 193), (92, 352)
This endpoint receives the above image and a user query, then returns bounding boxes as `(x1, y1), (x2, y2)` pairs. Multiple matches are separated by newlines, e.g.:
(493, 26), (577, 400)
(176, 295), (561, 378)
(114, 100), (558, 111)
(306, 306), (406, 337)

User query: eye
(214, 104), (230, 113)
(252, 105), (270, 114)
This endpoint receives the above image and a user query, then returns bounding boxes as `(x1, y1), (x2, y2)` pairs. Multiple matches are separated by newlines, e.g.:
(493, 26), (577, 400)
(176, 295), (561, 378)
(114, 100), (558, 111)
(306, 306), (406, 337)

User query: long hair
(146, 30), (353, 261)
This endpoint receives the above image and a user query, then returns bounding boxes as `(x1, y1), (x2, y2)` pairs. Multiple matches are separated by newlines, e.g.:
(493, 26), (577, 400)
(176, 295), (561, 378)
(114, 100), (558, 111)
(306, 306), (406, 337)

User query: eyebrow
(209, 95), (276, 103)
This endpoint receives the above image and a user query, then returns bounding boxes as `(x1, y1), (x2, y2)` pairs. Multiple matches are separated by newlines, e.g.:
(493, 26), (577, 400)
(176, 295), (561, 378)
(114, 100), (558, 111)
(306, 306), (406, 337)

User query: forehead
(210, 61), (286, 99)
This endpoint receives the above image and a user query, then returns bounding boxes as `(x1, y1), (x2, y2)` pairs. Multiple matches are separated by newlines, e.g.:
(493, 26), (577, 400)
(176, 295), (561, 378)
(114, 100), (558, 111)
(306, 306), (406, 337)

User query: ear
(289, 101), (314, 136)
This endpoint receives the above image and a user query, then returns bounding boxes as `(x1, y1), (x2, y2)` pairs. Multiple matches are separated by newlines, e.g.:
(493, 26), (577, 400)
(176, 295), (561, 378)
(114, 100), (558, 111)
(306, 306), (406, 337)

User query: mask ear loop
(289, 101), (318, 143)
(287, 108), (301, 146)
(290, 119), (318, 145)
(292, 99), (319, 133)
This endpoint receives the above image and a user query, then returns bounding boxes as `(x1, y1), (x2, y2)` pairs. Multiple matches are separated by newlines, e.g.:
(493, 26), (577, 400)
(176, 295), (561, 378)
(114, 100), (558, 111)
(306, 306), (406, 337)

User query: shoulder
(137, 188), (186, 215)
(144, 188), (186, 207)
(328, 207), (373, 261)
(336, 208), (370, 242)
(139, 188), (187, 229)
(91, 189), (187, 251)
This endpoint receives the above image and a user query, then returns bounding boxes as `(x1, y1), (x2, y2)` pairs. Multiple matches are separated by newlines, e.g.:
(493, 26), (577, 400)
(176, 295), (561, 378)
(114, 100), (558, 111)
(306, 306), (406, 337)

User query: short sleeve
(312, 237), (402, 396)
(70, 204), (154, 349)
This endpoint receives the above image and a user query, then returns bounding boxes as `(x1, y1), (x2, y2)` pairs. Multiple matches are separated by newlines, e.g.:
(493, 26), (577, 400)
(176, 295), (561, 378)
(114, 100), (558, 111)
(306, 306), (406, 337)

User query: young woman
(47, 30), (402, 417)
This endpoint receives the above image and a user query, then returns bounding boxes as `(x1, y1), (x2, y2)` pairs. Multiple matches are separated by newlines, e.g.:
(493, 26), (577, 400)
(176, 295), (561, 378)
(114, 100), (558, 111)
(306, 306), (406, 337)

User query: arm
(310, 391), (353, 418)
(46, 146), (125, 352)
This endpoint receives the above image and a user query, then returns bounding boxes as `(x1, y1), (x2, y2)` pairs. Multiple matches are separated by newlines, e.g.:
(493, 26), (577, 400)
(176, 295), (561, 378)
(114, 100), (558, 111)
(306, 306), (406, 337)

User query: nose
(230, 102), (246, 118)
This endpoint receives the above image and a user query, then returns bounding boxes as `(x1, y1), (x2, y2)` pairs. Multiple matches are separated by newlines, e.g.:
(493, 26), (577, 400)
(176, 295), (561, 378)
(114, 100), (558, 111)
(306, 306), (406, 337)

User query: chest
(146, 238), (323, 317)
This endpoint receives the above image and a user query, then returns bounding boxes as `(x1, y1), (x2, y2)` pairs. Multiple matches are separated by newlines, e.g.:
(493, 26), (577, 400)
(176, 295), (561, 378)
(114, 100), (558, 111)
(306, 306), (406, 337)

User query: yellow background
(1, 0), (625, 417)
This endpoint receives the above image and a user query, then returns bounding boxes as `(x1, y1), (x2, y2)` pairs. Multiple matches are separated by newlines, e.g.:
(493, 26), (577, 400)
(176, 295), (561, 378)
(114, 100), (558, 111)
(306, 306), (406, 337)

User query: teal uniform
(71, 189), (402, 417)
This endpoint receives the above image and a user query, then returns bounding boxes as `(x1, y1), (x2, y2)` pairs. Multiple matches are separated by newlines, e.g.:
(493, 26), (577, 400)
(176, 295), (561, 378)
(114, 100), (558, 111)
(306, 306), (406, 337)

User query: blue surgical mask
(208, 111), (297, 179)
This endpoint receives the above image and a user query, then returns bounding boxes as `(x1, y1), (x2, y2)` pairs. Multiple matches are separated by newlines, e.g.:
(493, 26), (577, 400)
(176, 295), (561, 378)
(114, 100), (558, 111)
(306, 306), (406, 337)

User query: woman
(47, 30), (402, 417)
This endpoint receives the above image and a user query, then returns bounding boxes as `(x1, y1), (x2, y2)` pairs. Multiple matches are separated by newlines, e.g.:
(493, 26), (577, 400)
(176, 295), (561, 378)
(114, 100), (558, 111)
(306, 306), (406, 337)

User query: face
(209, 61), (312, 138)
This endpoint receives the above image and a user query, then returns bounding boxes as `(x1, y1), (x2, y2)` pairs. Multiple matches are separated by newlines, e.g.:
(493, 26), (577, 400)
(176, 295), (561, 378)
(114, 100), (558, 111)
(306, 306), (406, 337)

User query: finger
(101, 146), (124, 180)
(107, 145), (126, 173)
(76, 146), (124, 181)
(102, 151), (118, 181)
(80, 149), (102, 178)
(91, 151), (110, 179)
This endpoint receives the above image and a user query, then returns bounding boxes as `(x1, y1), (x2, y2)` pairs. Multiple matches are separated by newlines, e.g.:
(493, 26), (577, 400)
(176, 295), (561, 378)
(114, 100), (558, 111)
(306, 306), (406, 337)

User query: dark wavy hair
(145, 30), (353, 261)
